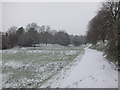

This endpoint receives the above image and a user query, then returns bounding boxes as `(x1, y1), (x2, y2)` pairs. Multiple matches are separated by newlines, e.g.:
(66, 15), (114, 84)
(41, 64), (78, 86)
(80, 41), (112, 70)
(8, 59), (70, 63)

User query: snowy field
(1, 44), (118, 88)
(41, 47), (118, 88)
(1, 44), (85, 88)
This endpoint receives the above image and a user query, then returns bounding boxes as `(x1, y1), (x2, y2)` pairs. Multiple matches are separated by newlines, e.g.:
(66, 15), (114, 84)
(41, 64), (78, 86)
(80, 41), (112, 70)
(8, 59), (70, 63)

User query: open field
(1, 44), (85, 88)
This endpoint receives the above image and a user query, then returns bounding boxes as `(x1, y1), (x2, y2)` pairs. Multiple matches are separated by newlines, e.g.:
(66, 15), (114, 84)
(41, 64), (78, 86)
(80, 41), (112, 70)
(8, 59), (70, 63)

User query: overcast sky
(2, 2), (100, 35)
(0, 2), (2, 31)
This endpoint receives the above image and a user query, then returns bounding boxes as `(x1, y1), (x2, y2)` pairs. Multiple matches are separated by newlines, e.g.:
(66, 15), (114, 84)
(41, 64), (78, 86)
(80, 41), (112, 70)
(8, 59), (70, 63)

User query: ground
(1, 45), (118, 88)
(1, 44), (84, 88)
(41, 47), (118, 88)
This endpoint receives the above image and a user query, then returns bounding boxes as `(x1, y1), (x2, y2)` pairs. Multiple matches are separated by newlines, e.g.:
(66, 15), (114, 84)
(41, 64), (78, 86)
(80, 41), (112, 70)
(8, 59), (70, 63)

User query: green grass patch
(2, 45), (85, 88)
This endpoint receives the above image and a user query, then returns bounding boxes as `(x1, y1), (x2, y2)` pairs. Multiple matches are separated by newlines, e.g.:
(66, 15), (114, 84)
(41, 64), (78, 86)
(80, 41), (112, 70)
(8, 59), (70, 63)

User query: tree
(8, 26), (18, 48)
(86, 1), (120, 62)
(16, 27), (25, 46)
(27, 28), (38, 47)
(86, 16), (100, 44)
(2, 33), (10, 49)
(101, 2), (119, 61)
(25, 23), (40, 47)
(38, 26), (55, 45)
(70, 35), (86, 46)
(54, 31), (70, 46)
(8, 26), (17, 34)
(40, 25), (45, 32)
(26, 23), (40, 32)
(0, 32), (2, 49)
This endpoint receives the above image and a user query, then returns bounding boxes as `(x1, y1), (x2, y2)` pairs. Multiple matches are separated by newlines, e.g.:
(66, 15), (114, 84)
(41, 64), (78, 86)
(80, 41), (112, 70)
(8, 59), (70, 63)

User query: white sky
(2, 2), (101, 35)
(0, 2), (2, 32)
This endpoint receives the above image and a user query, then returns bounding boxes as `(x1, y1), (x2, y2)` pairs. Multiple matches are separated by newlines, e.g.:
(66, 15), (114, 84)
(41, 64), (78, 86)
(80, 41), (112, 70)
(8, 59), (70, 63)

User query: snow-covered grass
(89, 42), (106, 52)
(2, 44), (85, 88)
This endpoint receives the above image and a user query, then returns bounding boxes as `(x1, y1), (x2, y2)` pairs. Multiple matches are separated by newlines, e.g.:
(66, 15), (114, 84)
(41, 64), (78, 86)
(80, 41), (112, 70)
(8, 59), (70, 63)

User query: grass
(2, 44), (85, 88)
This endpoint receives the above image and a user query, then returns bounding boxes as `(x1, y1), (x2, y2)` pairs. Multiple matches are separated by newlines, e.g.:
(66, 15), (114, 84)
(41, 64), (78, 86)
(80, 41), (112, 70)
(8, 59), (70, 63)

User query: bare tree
(86, 1), (120, 62)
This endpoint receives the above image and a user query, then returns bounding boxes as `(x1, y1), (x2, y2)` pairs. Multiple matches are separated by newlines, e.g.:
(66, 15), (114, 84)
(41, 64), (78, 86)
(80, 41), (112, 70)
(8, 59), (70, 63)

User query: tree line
(86, 1), (120, 62)
(1, 23), (86, 49)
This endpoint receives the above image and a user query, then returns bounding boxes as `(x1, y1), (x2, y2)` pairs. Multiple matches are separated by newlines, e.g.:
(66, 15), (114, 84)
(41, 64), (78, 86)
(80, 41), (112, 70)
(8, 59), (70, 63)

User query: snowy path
(41, 47), (118, 88)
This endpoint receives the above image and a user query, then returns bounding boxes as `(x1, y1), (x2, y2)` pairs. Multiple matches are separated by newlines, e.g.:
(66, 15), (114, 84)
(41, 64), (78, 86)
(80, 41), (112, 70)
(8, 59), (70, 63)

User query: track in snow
(41, 47), (118, 88)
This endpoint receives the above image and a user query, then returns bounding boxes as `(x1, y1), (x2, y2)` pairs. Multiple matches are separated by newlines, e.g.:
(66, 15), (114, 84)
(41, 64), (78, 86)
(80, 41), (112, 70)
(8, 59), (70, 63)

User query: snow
(2, 45), (84, 88)
(41, 47), (118, 88)
(4, 61), (24, 68)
